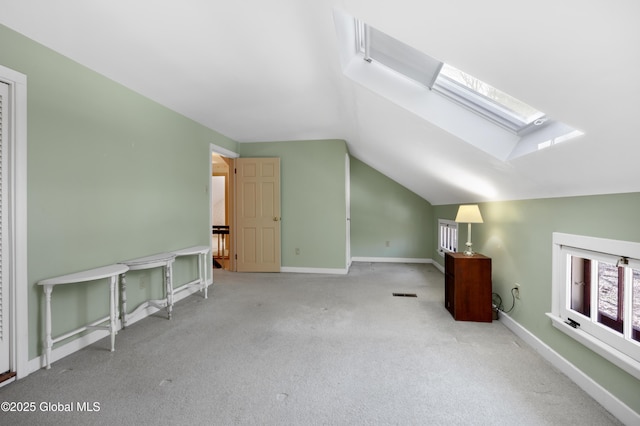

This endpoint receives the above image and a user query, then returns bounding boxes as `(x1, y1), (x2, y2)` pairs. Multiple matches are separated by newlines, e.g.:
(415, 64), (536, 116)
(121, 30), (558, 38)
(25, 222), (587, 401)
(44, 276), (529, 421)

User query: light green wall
(0, 24), (237, 359)
(350, 157), (433, 259)
(4, 21), (637, 417)
(433, 193), (640, 414)
(238, 140), (348, 269)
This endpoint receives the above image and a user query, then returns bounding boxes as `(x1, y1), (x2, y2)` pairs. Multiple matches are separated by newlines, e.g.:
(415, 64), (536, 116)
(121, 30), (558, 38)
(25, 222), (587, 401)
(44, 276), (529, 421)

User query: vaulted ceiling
(1, 0), (639, 205)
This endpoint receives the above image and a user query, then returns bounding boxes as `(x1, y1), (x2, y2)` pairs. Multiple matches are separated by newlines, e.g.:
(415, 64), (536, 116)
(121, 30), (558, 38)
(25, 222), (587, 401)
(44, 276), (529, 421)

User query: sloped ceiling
(1, 0), (639, 205)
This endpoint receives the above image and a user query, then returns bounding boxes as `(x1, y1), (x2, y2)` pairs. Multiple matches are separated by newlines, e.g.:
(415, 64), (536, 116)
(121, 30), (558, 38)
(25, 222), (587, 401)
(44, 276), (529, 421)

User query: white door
(0, 81), (10, 374)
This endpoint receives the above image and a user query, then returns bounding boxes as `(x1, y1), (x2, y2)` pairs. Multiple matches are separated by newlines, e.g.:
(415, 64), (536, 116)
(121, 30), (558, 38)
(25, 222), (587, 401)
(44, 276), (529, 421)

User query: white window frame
(438, 219), (458, 257)
(346, 15), (584, 161)
(432, 71), (547, 135)
(355, 18), (546, 135)
(548, 233), (640, 380)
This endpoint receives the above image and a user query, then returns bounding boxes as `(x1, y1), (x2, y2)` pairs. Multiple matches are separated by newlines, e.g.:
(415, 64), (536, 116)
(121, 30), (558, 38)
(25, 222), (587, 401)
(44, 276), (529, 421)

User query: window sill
(546, 313), (640, 380)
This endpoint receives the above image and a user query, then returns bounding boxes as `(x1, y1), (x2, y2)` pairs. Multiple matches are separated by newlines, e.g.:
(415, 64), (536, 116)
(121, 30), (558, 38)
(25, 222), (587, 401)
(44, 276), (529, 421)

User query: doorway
(209, 146), (283, 274)
(211, 153), (231, 270)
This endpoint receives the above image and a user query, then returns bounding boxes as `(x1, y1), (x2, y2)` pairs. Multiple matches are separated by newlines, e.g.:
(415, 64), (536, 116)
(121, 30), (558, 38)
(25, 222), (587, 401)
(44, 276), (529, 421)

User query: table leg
(197, 252), (206, 299)
(43, 285), (53, 369)
(120, 273), (128, 329)
(109, 278), (116, 352)
(165, 263), (174, 320)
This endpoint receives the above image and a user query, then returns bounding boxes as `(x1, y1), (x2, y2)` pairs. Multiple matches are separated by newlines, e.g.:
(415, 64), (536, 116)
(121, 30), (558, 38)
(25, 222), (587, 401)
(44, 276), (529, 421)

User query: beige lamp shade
(455, 205), (483, 255)
(455, 205), (483, 224)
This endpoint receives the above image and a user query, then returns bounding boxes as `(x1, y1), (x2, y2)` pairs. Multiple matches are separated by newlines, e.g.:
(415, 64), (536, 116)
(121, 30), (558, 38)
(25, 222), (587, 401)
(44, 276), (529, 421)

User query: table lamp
(455, 204), (483, 256)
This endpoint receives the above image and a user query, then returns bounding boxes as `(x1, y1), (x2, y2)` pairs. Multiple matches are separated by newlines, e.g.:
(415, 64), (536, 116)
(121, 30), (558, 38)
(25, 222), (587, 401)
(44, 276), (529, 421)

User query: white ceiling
(1, 0), (639, 205)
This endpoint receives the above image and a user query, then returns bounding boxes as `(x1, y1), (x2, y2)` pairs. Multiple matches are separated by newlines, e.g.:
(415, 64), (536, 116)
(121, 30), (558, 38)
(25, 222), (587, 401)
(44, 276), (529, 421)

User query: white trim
(345, 153), (351, 270)
(210, 143), (239, 159)
(0, 376), (16, 389)
(499, 312), (639, 425)
(281, 266), (348, 275)
(210, 142), (238, 278)
(553, 232), (640, 259)
(27, 282), (206, 373)
(547, 312), (640, 381)
(351, 258), (445, 273)
(122, 285), (199, 327)
(551, 232), (640, 376)
(0, 65), (28, 380)
(437, 218), (458, 257)
(28, 329), (111, 373)
(351, 256), (431, 264)
(284, 261), (441, 276)
(431, 261), (445, 274)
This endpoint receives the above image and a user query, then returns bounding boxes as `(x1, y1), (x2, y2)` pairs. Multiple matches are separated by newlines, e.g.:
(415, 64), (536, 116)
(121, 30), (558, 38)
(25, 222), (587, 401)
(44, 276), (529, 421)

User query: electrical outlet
(295, 248), (300, 255)
(385, 241), (390, 247)
(514, 283), (521, 300)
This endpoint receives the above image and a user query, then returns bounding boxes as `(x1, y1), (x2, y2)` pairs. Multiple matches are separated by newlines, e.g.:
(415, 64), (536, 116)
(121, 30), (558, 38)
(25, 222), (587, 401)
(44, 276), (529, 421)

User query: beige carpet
(0, 262), (622, 425)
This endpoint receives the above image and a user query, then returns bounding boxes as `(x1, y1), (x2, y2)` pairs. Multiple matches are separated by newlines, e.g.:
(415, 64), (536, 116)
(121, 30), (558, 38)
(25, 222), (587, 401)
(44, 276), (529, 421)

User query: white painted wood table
(119, 252), (176, 328)
(37, 264), (129, 369)
(171, 245), (212, 299)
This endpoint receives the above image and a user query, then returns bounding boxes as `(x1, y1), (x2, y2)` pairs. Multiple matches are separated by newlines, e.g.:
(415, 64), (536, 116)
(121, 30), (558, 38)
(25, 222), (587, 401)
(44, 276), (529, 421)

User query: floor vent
(392, 293), (417, 297)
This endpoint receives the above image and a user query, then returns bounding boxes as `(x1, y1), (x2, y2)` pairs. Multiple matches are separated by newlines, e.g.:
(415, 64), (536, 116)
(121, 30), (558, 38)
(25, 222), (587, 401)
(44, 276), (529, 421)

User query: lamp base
(463, 242), (475, 256)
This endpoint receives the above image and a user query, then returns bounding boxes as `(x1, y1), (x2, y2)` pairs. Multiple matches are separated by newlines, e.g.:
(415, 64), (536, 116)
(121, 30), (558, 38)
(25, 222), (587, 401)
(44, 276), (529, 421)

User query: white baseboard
(431, 261), (445, 274)
(0, 376), (17, 389)
(280, 259), (437, 275)
(27, 282), (208, 374)
(351, 257), (432, 264)
(499, 312), (640, 425)
(27, 328), (112, 374)
(280, 266), (348, 275)
(350, 257), (444, 273)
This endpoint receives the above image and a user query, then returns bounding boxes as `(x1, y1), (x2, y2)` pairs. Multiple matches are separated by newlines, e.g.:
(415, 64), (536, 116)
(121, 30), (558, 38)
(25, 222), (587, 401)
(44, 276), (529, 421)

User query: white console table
(119, 252), (176, 327)
(37, 264), (129, 369)
(171, 245), (212, 299)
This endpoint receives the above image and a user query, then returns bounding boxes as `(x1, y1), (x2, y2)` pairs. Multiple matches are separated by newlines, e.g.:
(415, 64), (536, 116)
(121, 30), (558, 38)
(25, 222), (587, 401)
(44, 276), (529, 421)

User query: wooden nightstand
(444, 252), (492, 322)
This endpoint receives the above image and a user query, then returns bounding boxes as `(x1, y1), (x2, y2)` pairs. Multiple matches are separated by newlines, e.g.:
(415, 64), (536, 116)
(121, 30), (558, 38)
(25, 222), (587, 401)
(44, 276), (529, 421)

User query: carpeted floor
(0, 262), (623, 425)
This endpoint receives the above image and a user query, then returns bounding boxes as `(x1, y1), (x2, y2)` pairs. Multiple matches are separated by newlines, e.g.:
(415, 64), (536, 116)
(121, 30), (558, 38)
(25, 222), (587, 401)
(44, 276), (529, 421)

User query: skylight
(434, 64), (547, 134)
(355, 20), (443, 89)
(356, 18), (547, 135)
(335, 11), (583, 161)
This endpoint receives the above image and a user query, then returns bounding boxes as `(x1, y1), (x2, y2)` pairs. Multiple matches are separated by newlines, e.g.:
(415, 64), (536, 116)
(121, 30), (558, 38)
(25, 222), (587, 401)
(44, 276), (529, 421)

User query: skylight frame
(355, 19), (443, 90)
(339, 14), (584, 161)
(355, 18), (548, 135)
(432, 65), (547, 135)
(355, 19), (367, 58)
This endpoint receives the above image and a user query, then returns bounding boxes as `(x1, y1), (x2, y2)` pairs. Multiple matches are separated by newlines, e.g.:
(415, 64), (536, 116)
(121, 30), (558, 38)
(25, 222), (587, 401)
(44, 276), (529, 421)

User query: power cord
(492, 287), (517, 314)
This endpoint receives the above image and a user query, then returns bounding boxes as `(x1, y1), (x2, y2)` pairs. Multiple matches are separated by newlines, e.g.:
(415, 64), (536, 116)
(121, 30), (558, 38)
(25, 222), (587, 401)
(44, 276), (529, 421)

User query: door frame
(209, 143), (239, 272)
(345, 153), (351, 270)
(0, 65), (28, 381)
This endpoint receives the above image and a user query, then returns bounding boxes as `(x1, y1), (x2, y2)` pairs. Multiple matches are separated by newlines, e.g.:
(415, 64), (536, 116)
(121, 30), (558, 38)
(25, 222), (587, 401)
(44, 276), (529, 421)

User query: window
(433, 64), (547, 135)
(347, 16), (584, 159)
(355, 19), (545, 135)
(549, 233), (640, 379)
(356, 20), (443, 89)
(438, 219), (458, 256)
